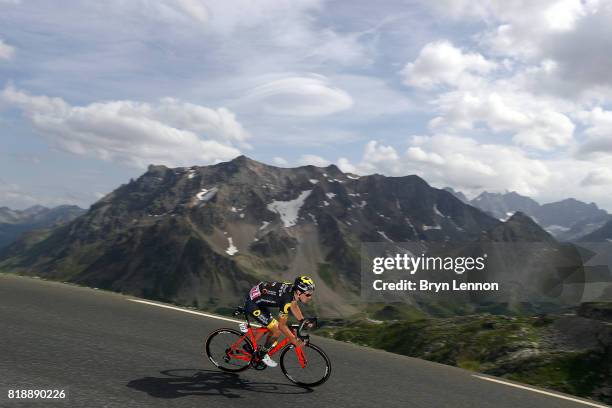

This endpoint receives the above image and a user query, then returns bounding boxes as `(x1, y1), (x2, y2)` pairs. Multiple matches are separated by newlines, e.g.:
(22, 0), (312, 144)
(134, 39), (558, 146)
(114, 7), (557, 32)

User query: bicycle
(204, 306), (332, 387)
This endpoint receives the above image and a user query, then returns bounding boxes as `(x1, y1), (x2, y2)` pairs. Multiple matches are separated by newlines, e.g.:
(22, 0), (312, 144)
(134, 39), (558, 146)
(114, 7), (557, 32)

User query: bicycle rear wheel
(205, 328), (253, 372)
(280, 343), (331, 387)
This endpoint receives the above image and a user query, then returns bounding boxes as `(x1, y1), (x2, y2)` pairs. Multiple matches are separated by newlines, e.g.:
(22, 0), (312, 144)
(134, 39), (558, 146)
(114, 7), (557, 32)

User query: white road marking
(473, 375), (609, 407)
(127, 299), (260, 326)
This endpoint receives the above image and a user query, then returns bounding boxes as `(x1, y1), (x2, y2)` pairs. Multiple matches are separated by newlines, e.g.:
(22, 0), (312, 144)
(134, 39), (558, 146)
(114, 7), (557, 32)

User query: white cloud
(337, 157), (357, 174)
(429, 89), (575, 150)
(425, 1), (590, 49)
(539, 156), (612, 208)
(401, 40), (496, 89)
(0, 39), (15, 60)
(475, 1), (590, 58)
(0, 178), (92, 209)
(341, 136), (550, 196)
(406, 147), (445, 165)
(0, 180), (39, 208)
(272, 156), (289, 166)
(243, 75), (353, 116)
(333, 74), (415, 117)
(193, 0), (322, 35)
(423, 1), (612, 99)
(581, 168), (612, 186)
(2, 86), (246, 168)
(299, 154), (330, 167)
(305, 29), (369, 66)
(173, 0), (209, 24)
(576, 107), (612, 157)
(401, 39), (576, 151)
(336, 137), (612, 210)
(152, 0), (369, 67)
(345, 141), (402, 175)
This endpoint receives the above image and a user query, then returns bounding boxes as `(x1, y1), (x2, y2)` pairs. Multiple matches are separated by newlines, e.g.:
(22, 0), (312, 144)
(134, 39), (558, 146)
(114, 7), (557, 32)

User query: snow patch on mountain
(308, 213), (318, 225)
(377, 231), (393, 242)
(196, 187), (217, 201)
(267, 190), (312, 228)
(546, 225), (570, 234)
(226, 237), (238, 256)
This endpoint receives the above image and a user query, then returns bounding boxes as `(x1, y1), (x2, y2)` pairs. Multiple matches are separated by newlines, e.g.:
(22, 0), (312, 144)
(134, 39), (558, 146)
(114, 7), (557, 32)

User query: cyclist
(244, 275), (315, 367)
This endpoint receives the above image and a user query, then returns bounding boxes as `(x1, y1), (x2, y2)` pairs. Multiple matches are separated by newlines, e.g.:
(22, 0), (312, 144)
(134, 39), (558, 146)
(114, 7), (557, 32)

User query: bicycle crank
(251, 359), (268, 370)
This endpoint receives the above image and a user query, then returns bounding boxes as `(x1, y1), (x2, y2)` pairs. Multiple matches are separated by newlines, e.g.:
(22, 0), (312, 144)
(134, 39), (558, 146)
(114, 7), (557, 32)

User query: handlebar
(291, 317), (318, 340)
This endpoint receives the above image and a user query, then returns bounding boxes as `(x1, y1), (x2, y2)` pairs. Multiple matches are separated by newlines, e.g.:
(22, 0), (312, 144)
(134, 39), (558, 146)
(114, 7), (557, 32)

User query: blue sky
(2, 0), (612, 211)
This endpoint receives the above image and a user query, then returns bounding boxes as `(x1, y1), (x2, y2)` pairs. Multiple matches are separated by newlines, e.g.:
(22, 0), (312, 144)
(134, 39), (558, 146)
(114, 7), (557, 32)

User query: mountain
(0, 205), (86, 248)
(425, 212), (584, 314)
(443, 187), (469, 203)
(0, 156), (510, 316)
(470, 191), (540, 221)
(0, 207), (23, 223)
(536, 199), (610, 240)
(468, 192), (610, 241)
(578, 219), (612, 241)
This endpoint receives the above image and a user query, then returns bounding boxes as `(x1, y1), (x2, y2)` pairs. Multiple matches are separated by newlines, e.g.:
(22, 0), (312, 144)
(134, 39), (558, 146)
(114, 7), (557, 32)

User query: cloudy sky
(1, 0), (612, 211)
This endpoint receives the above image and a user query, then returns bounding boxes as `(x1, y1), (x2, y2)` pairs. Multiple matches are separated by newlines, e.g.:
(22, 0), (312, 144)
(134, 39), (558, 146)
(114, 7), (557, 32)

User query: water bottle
(239, 322), (248, 333)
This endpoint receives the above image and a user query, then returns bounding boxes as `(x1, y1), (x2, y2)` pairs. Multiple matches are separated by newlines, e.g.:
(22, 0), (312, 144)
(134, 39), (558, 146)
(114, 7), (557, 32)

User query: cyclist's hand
(292, 339), (305, 348)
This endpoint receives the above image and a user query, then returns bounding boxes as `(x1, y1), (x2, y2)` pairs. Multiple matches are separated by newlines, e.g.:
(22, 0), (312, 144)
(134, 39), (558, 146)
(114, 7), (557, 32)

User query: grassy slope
(316, 314), (611, 404)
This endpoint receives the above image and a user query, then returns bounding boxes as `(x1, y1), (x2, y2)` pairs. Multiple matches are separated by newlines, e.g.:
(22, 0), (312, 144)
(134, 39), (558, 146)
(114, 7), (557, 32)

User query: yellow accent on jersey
(253, 309), (261, 317)
(283, 303), (292, 314)
(266, 319), (278, 329)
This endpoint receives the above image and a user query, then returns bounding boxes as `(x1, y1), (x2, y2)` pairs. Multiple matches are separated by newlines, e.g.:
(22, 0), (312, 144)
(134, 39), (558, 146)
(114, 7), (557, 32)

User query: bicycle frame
(228, 326), (307, 368)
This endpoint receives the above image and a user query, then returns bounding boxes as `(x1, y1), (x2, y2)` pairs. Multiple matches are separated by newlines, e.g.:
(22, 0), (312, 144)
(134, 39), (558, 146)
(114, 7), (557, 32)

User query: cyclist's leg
(245, 300), (275, 331)
(245, 302), (279, 345)
(263, 318), (280, 351)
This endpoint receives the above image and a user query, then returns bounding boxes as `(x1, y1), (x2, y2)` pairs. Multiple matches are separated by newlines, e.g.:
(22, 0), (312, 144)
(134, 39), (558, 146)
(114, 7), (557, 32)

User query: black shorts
(244, 299), (277, 328)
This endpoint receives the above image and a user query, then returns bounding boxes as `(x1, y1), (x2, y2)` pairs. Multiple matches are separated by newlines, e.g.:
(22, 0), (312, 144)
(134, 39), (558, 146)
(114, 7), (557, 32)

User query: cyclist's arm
(290, 300), (304, 321)
(290, 300), (314, 328)
(278, 302), (301, 346)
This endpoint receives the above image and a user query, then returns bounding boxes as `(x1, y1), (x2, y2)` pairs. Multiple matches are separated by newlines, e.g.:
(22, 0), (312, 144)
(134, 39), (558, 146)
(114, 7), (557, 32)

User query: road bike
(204, 306), (332, 387)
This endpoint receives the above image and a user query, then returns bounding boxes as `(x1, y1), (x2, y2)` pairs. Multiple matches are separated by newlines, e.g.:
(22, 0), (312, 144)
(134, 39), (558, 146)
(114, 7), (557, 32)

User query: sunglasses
(302, 292), (313, 297)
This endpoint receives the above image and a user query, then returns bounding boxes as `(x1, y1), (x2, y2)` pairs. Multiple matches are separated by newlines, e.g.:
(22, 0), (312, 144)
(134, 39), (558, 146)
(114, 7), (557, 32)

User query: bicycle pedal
(251, 360), (267, 370)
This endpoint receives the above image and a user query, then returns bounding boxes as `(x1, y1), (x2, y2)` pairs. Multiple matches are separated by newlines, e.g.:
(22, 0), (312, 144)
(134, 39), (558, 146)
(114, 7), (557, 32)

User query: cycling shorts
(244, 299), (278, 329)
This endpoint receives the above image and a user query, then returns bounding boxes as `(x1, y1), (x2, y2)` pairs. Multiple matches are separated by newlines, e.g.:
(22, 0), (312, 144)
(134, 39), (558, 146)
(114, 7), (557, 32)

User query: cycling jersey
(244, 281), (294, 327)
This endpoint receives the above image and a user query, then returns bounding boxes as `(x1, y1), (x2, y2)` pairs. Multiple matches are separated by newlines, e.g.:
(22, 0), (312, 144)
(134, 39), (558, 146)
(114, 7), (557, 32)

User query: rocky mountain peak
(0, 157), (563, 316)
(487, 211), (555, 242)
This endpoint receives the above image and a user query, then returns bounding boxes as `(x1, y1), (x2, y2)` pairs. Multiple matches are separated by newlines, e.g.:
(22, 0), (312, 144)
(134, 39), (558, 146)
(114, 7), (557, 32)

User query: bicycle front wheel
(280, 343), (331, 387)
(205, 328), (253, 372)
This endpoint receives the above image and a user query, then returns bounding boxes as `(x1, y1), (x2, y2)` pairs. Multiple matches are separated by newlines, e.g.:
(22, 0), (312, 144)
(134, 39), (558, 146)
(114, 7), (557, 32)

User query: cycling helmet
(294, 275), (315, 293)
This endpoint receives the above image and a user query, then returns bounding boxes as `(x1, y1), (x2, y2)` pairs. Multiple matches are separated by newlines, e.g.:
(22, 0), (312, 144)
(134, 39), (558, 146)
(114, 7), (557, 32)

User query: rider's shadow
(127, 369), (314, 399)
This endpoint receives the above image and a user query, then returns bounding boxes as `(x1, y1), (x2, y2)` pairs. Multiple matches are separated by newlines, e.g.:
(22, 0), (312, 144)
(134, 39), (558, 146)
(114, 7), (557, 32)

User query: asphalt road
(0, 273), (608, 408)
